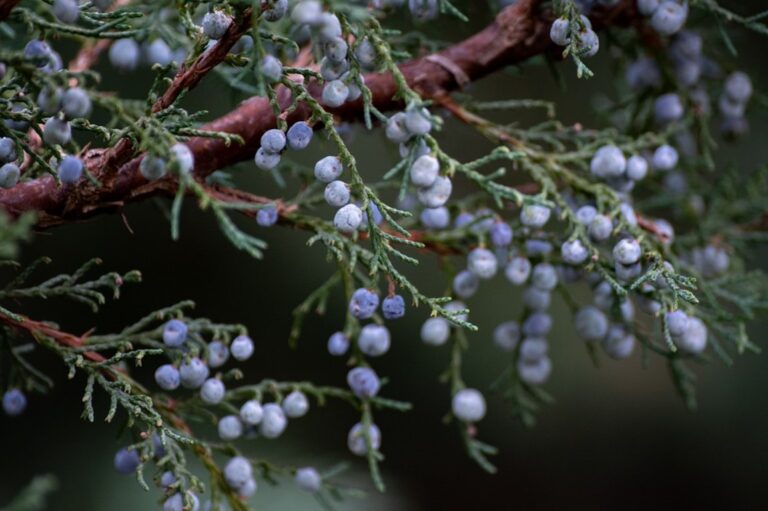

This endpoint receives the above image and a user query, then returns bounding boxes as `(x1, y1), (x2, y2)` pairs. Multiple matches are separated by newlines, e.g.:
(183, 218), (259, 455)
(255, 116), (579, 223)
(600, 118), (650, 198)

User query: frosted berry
(347, 367), (381, 398)
(240, 400), (264, 425)
(652, 144), (678, 171)
(286, 121), (313, 150)
(626, 155), (649, 180)
(231, 335), (254, 361)
(650, 1), (687, 35)
(260, 55), (283, 83)
(522, 286), (550, 311)
(417, 175), (452, 208)
(170, 143), (194, 174)
(109, 39), (141, 72)
(202, 11), (231, 39)
(179, 357), (209, 389)
(259, 403), (288, 438)
(61, 87), (91, 119)
(163, 319), (188, 347)
(451, 388), (486, 423)
(140, 156), (167, 181)
(357, 324), (391, 356)
(654, 93), (684, 124)
(602, 325), (636, 360)
(322, 80), (350, 107)
(613, 238), (642, 265)
(334, 204), (364, 233)
(637, 0), (661, 16)
(467, 248), (498, 280)
(385, 113), (411, 143)
(517, 356), (552, 385)
(531, 263), (558, 291)
(43, 117), (71, 146)
(282, 390), (309, 418)
(409, 0), (439, 21)
(295, 467), (322, 492)
(0, 137), (17, 163)
(420, 207), (450, 229)
(404, 107), (432, 135)
(347, 422), (381, 456)
(260, 129), (286, 154)
(505, 256), (532, 285)
(382, 295), (406, 320)
(315, 156), (343, 183)
(263, 0), (289, 21)
(349, 288), (380, 319)
(324, 37), (348, 63)
(589, 214), (612, 241)
(409, 154), (439, 187)
(256, 206), (278, 227)
(550, 18), (570, 46)
(520, 204), (551, 228)
(523, 312), (553, 337)
(421, 317), (450, 345)
(114, 448), (140, 474)
(493, 321), (520, 352)
(200, 378), (226, 405)
(255, 147), (281, 170)
(207, 341), (230, 368)
(2, 389), (27, 416)
(218, 415), (243, 440)
(575, 306), (609, 341)
(145, 39), (173, 67)
(58, 155), (83, 184)
(490, 222), (513, 248)
(164, 493), (199, 511)
(561, 239), (589, 265)
(155, 364), (181, 391)
(666, 310), (689, 337)
(674, 316), (707, 354)
(723, 71), (752, 104)
(591, 145), (627, 178)
(159, 471), (177, 488)
(224, 456), (253, 490)
(452, 270), (480, 299)
(0, 163), (20, 189)
(53, 0), (79, 24)
(327, 332), (350, 356)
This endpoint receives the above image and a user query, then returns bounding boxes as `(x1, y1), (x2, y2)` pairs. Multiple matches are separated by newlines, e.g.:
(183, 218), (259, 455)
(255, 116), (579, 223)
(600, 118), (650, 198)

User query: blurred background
(2, 1), (768, 509)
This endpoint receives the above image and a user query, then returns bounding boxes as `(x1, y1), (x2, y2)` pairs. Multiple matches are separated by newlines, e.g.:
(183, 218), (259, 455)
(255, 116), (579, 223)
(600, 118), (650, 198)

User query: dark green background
(2, 2), (768, 509)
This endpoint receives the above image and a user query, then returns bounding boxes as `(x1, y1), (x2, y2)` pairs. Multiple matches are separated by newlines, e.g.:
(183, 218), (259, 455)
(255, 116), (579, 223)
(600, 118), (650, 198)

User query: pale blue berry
(591, 145), (626, 178)
(259, 403), (287, 438)
(231, 335), (254, 361)
(163, 319), (187, 347)
(218, 415), (243, 440)
(61, 87), (91, 119)
(404, 107), (432, 135)
(452, 388), (486, 422)
(347, 422), (381, 456)
(354, 39), (377, 68)
(666, 310), (689, 337)
(652, 144), (678, 171)
(2, 389), (27, 416)
(282, 390), (309, 418)
(577, 29), (600, 57)
(322, 80), (349, 107)
(409, 154), (439, 187)
(385, 113), (411, 143)
(334, 204), (363, 233)
(382, 294), (405, 320)
(602, 325), (636, 360)
(673, 316), (707, 354)
(724, 71), (752, 104)
(286, 121), (313, 150)
(110, 39), (140, 71)
(650, 1), (687, 35)
(260, 129), (286, 154)
(114, 448), (140, 474)
(323, 37), (348, 63)
(550, 18), (570, 46)
(0, 137), (17, 163)
(164, 492), (199, 511)
(347, 367), (381, 398)
(505, 256), (531, 285)
(467, 248), (498, 279)
(613, 238), (641, 265)
(159, 471), (177, 488)
(531, 263), (558, 290)
(490, 222), (513, 248)
(43, 117), (71, 146)
(523, 312), (552, 337)
(263, 0), (288, 21)
(256, 206), (278, 227)
(518, 356), (552, 384)
(626, 155), (649, 180)
(0, 163), (20, 189)
(207, 341), (229, 368)
(140, 156), (167, 181)
(358, 324), (390, 356)
(523, 286), (550, 311)
(170, 143), (194, 173)
(37, 87), (62, 115)
(420, 206), (450, 229)
(453, 270), (479, 299)
(202, 11), (231, 39)
(291, 0), (323, 25)
(327, 332), (350, 356)
(240, 400), (263, 425)
(520, 204), (551, 228)
(224, 456), (252, 490)
(53, 0), (79, 24)
(637, 0), (661, 16)
(409, 0), (438, 21)
(255, 147), (280, 170)
(349, 288), (380, 319)
(654, 93), (684, 124)
(58, 155), (83, 184)
(260, 55), (283, 83)
(420, 317), (450, 346)
(561, 239), (589, 265)
(295, 467), (322, 492)
(575, 306), (609, 341)
(145, 39), (173, 67)
(493, 321), (520, 351)
(179, 357), (209, 389)
(201, 378), (226, 405)
(589, 214), (612, 241)
(155, 364), (180, 391)
(314, 156), (343, 183)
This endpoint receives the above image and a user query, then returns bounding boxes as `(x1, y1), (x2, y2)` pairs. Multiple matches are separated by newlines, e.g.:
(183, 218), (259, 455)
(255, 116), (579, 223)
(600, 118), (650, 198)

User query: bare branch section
(0, 0), (20, 21)
(0, 0), (640, 227)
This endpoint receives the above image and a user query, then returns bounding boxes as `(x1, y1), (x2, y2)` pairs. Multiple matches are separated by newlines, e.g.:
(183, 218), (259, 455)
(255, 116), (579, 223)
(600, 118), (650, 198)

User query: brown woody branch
(0, 0), (641, 227)
(0, 0), (20, 21)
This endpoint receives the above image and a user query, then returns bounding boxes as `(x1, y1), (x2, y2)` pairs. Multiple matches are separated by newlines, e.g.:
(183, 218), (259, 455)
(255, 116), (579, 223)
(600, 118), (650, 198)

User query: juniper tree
(1, 0), (768, 509)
